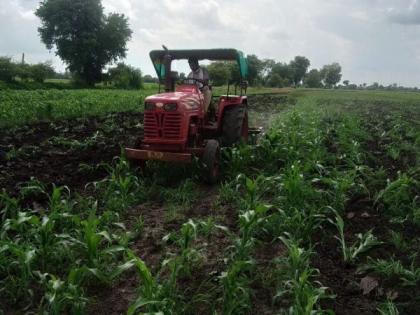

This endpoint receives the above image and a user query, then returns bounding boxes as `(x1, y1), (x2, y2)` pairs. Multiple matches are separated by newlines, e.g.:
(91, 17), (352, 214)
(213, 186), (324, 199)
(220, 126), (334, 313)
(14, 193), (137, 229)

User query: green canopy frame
(149, 48), (248, 81)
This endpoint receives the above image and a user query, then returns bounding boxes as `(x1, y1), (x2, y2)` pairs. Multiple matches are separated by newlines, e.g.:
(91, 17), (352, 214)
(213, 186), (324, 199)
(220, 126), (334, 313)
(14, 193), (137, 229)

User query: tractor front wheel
(202, 139), (221, 184)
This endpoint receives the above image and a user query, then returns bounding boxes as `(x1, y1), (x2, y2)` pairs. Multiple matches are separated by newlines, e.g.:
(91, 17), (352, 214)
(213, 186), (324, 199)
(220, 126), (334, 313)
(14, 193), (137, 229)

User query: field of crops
(0, 89), (146, 128)
(0, 84), (289, 129)
(0, 89), (419, 314)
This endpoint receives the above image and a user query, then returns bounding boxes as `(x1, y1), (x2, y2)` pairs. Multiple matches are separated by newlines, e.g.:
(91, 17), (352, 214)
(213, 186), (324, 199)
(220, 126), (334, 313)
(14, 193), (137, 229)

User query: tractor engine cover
(142, 89), (201, 144)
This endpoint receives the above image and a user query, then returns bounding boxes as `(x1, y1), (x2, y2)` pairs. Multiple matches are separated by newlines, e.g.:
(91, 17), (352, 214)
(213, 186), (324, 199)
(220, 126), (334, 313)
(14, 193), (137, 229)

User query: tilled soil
(0, 93), (289, 197)
(0, 112), (144, 196)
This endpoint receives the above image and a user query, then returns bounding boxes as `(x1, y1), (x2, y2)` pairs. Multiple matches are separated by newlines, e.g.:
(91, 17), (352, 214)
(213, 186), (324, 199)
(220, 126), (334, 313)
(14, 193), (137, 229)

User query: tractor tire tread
(202, 139), (220, 184)
(221, 105), (247, 147)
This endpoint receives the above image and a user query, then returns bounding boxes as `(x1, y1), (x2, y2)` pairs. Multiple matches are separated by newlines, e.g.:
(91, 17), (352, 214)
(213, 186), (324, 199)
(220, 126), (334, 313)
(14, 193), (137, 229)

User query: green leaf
(110, 259), (135, 279)
(97, 230), (112, 242)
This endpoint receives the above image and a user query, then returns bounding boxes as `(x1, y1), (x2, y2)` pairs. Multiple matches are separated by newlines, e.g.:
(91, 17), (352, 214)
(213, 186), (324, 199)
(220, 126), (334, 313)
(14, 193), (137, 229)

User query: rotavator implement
(125, 48), (259, 183)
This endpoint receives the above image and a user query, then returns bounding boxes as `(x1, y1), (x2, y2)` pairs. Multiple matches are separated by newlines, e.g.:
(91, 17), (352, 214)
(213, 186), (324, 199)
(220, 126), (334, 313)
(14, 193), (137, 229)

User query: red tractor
(125, 48), (254, 183)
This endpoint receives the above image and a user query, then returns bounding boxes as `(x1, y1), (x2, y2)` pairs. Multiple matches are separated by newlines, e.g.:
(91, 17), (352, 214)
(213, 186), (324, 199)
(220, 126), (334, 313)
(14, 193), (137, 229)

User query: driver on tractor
(188, 56), (212, 113)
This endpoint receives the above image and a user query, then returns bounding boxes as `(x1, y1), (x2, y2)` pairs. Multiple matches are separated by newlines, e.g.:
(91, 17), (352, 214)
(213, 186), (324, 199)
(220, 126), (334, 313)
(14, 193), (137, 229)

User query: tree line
(0, 57), (54, 83)
(338, 81), (420, 92)
(0, 56), (143, 90)
(206, 55), (343, 88)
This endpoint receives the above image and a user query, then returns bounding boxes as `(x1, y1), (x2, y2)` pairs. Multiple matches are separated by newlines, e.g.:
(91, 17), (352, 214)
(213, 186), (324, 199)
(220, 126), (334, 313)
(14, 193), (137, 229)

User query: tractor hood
(145, 92), (200, 110)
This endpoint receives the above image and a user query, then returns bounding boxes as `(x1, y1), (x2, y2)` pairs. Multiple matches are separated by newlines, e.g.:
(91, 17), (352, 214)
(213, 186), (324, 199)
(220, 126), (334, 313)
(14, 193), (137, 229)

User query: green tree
(30, 62), (55, 83)
(207, 62), (241, 86)
(143, 74), (158, 83)
(207, 62), (231, 86)
(367, 82), (379, 90)
(0, 57), (16, 82)
(229, 62), (241, 84)
(261, 58), (275, 85)
(246, 54), (264, 85)
(266, 62), (292, 87)
(290, 56), (310, 86)
(321, 63), (342, 88)
(304, 69), (323, 88)
(273, 62), (291, 81)
(17, 63), (32, 81)
(108, 63), (143, 89)
(36, 0), (132, 86)
(267, 73), (281, 87)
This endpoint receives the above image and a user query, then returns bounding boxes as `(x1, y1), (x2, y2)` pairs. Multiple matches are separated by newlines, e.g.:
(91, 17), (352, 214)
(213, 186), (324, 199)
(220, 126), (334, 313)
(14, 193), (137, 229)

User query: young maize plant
(128, 220), (201, 314)
(216, 175), (272, 314)
(361, 257), (420, 287)
(375, 173), (419, 222)
(95, 156), (146, 212)
(36, 267), (97, 314)
(329, 209), (381, 263)
(377, 299), (400, 315)
(126, 251), (162, 315)
(0, 158), (150, 313)
(272, 236), (332, 314)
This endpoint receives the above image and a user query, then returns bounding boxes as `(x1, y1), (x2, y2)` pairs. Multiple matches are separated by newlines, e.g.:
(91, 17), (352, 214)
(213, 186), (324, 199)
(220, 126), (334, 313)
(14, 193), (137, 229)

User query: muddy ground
(0, 112), (144, 196)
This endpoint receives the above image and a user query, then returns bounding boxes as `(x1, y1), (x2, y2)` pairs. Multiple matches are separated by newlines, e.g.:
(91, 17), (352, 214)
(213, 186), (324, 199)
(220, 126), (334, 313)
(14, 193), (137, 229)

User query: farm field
(0, 89), (419, 314)
(0, 84), (290, 128)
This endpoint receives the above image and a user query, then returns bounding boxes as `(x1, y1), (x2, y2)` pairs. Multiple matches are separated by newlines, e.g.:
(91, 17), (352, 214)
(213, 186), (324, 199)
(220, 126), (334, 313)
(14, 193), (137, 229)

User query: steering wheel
(181, 78), (206, 85)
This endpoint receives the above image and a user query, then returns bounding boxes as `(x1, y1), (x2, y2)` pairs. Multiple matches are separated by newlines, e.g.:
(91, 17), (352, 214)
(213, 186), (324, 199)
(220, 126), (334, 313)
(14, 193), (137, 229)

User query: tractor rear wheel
(221, 105), (248, 146)
(202, 139), (221, 184)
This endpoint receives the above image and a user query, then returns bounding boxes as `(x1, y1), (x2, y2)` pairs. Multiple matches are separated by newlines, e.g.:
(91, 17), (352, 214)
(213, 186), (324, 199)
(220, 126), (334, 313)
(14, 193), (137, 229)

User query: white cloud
(0, 0), (419, 86)
(389, 0), (420, 24)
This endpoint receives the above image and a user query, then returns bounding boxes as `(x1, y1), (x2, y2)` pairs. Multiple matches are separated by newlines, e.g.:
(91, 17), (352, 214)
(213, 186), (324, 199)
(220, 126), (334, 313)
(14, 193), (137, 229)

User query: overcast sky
(1, 0), (420, 86)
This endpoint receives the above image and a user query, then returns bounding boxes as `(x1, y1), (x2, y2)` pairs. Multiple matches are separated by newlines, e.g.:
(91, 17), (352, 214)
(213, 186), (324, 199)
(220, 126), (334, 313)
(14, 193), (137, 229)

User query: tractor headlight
(145, 102), (156, 110)
(164, 103), (178, 111)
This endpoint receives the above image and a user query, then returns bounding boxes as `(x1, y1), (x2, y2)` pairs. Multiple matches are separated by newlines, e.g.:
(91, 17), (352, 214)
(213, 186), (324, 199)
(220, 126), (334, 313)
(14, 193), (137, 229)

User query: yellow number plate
(147, 151), (164, 160)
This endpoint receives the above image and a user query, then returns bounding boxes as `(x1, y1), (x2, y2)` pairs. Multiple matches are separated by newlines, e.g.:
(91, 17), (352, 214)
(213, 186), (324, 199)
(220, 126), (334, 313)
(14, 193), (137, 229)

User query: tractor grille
(144, 112), (182, 139)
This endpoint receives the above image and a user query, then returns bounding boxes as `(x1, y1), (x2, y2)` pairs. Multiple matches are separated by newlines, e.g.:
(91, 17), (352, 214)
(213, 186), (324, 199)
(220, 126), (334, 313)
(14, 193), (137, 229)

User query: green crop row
(215, 92), (418, 313)
(0, 89), (149, 128)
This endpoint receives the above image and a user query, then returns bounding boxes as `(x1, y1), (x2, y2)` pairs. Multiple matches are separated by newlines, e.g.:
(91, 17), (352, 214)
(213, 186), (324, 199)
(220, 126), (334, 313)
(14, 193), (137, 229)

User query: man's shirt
(187, 67), (209, 89)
